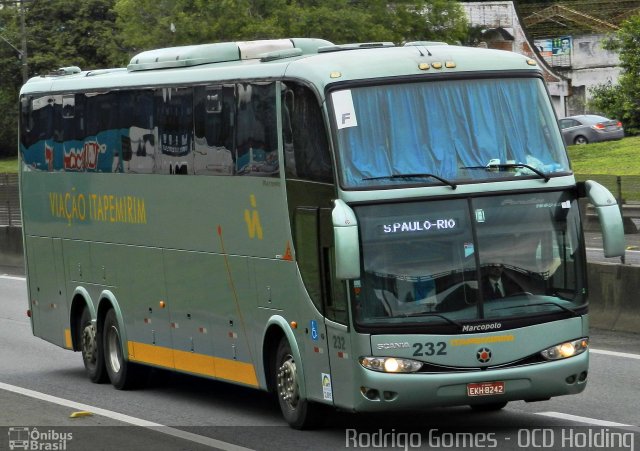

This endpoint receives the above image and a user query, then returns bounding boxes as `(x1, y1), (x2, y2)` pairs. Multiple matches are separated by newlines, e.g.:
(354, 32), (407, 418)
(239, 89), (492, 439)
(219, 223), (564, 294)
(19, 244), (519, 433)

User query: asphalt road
(0, 274), (639, 451)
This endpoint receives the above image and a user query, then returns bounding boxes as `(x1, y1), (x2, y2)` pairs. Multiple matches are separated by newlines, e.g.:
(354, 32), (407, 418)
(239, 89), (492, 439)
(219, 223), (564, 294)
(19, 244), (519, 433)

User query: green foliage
(26, 0), (121, 73)
(589, 16), (640, 135)
(114, 0), (468, 54)
(0, 4), (22, 157)
(0, 88), (19, 158)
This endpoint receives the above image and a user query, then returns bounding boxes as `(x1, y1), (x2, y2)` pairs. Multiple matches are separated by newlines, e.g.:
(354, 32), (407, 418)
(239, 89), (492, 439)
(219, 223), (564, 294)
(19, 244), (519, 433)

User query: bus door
(293, 206), (332, 403)
(318, 208), (354, 409)
(292, 205), (353, 407)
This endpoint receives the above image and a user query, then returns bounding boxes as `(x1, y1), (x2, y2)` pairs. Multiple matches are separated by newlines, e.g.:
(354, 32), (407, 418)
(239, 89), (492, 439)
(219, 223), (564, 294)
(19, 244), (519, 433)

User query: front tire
(80, 307), (108, 383)
(275, 338), (322, 429)
(103, 309), (146, 390)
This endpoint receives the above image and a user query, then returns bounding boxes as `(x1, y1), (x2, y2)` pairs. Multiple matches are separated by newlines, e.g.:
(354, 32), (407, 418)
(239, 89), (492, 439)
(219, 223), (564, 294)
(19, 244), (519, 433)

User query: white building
(462, 1), (621, 118)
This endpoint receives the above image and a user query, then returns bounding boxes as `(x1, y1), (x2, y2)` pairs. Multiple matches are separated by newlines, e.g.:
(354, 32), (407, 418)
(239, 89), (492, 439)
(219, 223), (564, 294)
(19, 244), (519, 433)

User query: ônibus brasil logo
(8, 427), (73, 450)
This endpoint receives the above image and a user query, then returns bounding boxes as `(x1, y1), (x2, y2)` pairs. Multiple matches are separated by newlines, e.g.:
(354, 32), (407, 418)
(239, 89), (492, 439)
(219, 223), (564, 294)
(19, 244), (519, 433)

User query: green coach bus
(19, 38), (624, 428)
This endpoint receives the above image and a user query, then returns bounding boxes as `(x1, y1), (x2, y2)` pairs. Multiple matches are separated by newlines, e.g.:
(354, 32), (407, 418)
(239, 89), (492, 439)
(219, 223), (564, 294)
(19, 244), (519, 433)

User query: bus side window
(82, 92), (120, 173)
(20, 96), (54, 171)
(155, 87), (194, 175)
(193, 85), (235, 175)
(122, 90), (156, 174)
(281, 83), (333, 183)
(294, 208), (323, 311)
(235, 82), (278, 176)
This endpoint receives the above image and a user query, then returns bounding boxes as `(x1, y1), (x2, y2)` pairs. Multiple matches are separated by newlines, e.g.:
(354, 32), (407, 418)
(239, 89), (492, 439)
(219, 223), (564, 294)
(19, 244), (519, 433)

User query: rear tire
(274, 338), (322, 429)
(573, 135), (588, 145)
(103, 309), (147, 390)
(80, 307), (108, 383)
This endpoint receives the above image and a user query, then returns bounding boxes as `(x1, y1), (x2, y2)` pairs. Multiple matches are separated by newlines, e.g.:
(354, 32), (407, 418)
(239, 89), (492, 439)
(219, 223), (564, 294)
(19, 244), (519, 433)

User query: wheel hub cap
(277, 356), (299, 410)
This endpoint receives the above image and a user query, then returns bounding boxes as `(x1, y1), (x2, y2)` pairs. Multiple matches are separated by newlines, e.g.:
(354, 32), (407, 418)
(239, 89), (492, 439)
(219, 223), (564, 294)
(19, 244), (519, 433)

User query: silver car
(558, 114), (624, 145)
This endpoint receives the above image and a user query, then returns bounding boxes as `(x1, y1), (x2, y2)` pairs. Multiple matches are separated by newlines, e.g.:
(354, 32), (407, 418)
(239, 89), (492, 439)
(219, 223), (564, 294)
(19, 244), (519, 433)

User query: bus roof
(20, 39), (540, 96)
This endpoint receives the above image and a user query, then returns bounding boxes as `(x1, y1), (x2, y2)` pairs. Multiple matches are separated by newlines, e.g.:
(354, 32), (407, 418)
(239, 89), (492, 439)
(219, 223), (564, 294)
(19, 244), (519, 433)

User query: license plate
(467, 381), (505, 397)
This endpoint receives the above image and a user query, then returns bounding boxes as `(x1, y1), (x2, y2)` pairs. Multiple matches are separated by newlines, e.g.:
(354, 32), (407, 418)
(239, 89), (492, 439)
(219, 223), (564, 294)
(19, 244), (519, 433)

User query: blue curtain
(337, 79), (567, 187)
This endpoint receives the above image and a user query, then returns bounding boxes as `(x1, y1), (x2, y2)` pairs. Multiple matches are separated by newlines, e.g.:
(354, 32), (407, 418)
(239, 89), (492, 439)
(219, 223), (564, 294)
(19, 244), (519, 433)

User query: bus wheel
(275, 338), (320, 429)
(103, 309), (145, 390)
(470, 401), (508, 411)
(80, 307), (108, 383)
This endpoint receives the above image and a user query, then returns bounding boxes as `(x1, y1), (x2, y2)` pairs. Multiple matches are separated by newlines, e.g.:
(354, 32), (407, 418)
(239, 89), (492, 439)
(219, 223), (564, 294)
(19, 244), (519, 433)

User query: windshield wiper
(363, 173), (457, 189)
(491, 301), (579, 317)
(405, 312), (462, 327)
(461, 164), (550, 183)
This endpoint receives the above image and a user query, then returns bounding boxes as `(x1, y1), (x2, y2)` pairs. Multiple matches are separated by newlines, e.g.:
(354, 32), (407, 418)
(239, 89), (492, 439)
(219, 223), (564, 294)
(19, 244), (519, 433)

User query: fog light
(360, 386), (380, 400)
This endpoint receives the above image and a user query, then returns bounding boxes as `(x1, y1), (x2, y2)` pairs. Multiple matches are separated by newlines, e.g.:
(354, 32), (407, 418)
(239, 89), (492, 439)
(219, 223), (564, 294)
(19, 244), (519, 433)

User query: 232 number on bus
(412, 341), (447, 357)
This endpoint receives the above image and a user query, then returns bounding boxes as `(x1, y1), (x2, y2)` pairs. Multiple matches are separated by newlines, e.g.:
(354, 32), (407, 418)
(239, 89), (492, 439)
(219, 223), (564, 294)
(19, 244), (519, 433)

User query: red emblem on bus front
(477, 348), (492, 363)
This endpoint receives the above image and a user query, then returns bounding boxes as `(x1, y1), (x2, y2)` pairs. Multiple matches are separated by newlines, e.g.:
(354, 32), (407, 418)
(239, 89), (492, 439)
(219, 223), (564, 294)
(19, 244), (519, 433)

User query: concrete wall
(0, 229), (637, 333)
(587, 263), (640, 333)
(571, 35), (619, 70)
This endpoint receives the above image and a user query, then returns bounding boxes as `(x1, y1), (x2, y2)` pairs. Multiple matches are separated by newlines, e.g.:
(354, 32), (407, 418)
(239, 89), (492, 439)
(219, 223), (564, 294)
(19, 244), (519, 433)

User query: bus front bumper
(351, 351), (588, 412)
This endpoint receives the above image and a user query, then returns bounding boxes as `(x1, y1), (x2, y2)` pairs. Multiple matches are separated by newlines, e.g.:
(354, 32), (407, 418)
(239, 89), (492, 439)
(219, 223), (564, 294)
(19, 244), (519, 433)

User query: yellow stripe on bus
(128, 341), (258, 387)
(64, 328), (73, 349)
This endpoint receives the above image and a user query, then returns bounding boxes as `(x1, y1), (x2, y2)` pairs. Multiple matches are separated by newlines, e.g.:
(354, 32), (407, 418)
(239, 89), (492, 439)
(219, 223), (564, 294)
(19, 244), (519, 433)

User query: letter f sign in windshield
(332, 90), (358, 129)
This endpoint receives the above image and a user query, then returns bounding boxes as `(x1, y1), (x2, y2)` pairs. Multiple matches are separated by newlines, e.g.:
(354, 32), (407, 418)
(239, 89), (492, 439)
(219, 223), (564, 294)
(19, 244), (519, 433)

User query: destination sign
(378, 217), (459, 235)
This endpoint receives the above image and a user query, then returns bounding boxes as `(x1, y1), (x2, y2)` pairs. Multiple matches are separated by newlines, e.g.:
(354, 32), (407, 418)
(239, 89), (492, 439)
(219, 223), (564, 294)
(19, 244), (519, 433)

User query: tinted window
(156, 88), (193, 174)
(21, 82), (282, 177)
(194, 85), (235, 175)
(282, 83), (333, 183)
(235, 82), (278, 176)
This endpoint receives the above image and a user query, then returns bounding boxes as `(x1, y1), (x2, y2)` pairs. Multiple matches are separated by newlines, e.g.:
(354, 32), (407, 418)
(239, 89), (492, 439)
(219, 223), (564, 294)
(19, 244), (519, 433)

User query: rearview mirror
(584, 180), (625, 257)
(332, 199), (360, 279)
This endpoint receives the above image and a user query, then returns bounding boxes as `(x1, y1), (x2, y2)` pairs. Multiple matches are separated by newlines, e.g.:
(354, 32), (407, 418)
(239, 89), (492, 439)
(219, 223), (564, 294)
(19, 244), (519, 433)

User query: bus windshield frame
(330, 75), (570, 190)
(351, 190), (587, 333)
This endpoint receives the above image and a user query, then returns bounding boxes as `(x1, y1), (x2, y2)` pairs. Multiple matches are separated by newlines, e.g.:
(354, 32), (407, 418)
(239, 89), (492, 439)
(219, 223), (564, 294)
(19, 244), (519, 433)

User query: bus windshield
(331, 77), (569, 189)
(352, 191), (585, 328)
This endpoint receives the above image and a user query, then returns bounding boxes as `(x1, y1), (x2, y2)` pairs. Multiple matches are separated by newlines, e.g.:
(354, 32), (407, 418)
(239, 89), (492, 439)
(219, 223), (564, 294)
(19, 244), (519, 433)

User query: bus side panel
(115, 245), (173, 368)
(64, 240), (94, 284)
(210, 254), (259, 387)
(162, 250), (222, 380)
(27, 236), (69, 349)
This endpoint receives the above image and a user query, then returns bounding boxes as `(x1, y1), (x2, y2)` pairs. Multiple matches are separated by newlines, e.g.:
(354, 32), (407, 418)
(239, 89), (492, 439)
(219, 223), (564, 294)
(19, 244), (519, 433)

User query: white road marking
(0, 274), (26, 281)
(590, 348), (640, 360)
(536, 411), (632, 427)
(0, 381), (254, 451)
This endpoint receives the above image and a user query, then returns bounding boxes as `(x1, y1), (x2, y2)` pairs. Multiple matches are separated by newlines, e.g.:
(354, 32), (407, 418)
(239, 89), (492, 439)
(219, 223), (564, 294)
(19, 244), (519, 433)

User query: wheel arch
(68, 287), (94, 352)
(262, 316), (306, 398)
(96, 290), (129, 359)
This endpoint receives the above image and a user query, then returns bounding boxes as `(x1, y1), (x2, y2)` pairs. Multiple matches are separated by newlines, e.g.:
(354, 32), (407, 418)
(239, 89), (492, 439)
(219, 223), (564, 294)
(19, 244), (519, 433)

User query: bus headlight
(540, 338), (588, 360)
(359, 356), (423, 373)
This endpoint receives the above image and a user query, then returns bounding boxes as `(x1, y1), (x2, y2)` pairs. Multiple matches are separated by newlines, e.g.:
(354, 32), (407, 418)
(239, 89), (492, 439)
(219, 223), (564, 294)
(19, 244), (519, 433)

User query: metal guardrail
(0, 172), (638, 230)
(0, 173), (21, 227)
(575, 174), (640, 203)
